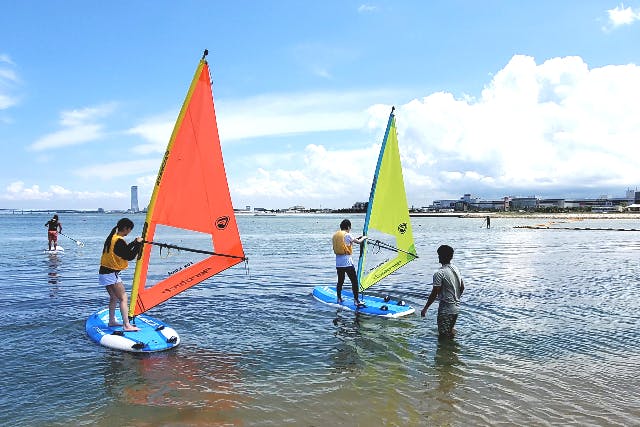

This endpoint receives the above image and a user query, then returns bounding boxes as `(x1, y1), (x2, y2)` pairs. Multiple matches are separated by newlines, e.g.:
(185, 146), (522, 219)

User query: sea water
(1, 213), (639, 426)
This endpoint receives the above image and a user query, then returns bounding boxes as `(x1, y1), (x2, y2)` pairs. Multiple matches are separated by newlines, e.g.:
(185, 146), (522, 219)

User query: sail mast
(357, 107), (396, 286)
(129, 57), (207, 318)
(128, 49), (245, 317)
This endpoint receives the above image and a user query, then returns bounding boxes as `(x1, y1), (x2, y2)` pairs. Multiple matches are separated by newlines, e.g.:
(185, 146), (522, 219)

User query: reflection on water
(434, 338), (463, 396)
(46, 253), (60, 298)
(330, 311), (363, 373)
(101, 348), (245, 426)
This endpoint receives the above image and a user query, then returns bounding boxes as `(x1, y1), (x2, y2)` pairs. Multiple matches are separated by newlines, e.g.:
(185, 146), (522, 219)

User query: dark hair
(340, 219), (351, 231)
(102, 218), (134, 254)
(437, 245), (454, 264)
(53, 214), (58, 220)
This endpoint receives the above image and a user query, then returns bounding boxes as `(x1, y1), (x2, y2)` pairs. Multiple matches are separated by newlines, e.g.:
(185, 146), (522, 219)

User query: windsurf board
(86, 308), (180, 353)
(312, 285), (415, 318)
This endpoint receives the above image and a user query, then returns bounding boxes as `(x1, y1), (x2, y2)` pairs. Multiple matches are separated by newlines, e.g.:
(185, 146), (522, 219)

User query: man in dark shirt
(44, 214), (62, 250)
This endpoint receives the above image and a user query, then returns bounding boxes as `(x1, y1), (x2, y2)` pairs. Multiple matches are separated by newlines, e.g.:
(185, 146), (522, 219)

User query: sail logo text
(162, 267), (213, 294)
(167, 261), (194, 276)
(373, 258), (403, 280)
(397, 223), (407, 234)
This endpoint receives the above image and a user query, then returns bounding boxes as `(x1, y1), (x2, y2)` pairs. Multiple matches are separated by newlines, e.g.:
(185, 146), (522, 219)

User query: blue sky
(1, 1), (640, 210)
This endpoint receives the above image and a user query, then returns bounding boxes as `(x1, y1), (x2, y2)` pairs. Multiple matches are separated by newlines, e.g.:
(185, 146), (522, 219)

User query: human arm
(113, 237), (143, 261)
(58, 223), (62, 232)
(420, 285), (439, 317)
(353, 235), (367, 245)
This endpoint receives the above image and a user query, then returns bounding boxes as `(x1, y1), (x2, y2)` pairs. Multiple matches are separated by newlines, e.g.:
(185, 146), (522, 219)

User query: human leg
(345, 267), (362, 305)
(107, 281), (139, 331)
(437, 314), (457, 339)
(106, 285), (122, 326)
(336, 267), (346, 302)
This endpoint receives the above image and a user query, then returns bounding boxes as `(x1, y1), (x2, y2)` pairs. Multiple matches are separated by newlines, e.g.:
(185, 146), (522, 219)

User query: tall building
(131, 186), (139, 213)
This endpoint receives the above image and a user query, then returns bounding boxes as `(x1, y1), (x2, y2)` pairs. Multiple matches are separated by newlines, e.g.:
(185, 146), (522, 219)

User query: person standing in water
(485, 216), (491, 229)
(332, 219), (367, 307)
(44, 214), (62, 250)
(421, 245), (465, 339)
(99, 218), (143, 331)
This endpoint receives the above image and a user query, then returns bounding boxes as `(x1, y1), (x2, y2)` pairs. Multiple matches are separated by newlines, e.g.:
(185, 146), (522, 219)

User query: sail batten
(128, 58), (245, 317)
(357, 108), (417, 292)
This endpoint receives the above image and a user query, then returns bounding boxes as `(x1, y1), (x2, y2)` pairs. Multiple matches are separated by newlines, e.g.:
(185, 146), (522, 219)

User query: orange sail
(128, 56), (245, 317)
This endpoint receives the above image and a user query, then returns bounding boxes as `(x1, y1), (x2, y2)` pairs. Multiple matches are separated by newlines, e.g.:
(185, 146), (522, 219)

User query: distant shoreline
(410, 212), (640, 220)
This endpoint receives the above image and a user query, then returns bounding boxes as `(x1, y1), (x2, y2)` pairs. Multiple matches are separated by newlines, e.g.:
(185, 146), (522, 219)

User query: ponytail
(102, 218), (135, 254)
(102, 226), (118, 254)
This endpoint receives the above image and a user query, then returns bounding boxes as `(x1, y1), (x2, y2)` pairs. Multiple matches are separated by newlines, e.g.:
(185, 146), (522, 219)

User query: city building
(430, 188), (638, 212)
(130, 186), (139, 213)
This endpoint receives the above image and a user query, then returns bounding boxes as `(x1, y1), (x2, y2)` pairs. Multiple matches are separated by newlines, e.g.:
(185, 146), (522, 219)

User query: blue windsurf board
(86, 308), (180, 353)
(312, 285), (415, 318)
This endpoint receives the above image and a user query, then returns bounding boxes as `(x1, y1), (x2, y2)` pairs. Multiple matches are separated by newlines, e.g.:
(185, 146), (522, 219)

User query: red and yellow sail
(128, 57), (245, 317)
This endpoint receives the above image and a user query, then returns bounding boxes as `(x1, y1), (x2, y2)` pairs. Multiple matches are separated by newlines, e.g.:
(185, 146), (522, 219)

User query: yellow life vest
(100, 234), (129, 271)
(332, 230), (352, 255)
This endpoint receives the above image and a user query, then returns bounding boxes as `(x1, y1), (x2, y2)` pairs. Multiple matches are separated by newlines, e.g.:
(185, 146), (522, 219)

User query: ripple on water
(2, 214), (640, 425)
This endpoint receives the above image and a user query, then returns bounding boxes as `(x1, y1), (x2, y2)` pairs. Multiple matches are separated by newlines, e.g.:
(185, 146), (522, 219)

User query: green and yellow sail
(357, 107), (418, 292)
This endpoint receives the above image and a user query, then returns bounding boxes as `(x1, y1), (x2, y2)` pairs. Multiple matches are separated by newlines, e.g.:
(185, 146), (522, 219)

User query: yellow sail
(357, 108), (418, 291)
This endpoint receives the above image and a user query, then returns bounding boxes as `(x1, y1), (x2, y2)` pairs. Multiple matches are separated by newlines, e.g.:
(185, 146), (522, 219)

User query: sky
(1, 1), (640, 211)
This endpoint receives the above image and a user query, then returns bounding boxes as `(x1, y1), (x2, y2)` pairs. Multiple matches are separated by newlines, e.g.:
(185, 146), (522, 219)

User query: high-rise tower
(131, 186), (139, 213)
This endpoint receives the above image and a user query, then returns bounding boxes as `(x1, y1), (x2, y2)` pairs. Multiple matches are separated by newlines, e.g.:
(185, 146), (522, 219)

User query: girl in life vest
(99, 218), (143, 331)
(333, 219), (367, 306)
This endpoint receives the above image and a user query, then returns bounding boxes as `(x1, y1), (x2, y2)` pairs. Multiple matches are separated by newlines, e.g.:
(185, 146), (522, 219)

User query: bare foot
(123, 325), (140, 332)
(108, 322), (123, 327)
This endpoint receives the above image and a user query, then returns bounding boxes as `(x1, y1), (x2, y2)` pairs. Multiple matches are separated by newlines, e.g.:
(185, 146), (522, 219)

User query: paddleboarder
(44, 214), (62, 251)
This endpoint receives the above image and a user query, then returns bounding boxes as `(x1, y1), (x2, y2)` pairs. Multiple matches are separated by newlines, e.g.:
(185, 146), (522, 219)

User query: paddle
(60, 232), (85, 247)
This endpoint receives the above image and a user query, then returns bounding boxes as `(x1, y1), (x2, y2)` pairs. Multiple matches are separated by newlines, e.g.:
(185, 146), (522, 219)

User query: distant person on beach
(99, 218), (143, 331)
(485, 216), (491, 229)
(421, 244), (465, 339)
(332, 219), (367, 307)
(44, 214), (62, 250)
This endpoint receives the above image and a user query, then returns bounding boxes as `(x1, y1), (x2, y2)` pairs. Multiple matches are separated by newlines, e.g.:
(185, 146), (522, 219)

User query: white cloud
(229, 55), (640, 208)
(604, 4), (640, 31)
(126, 89), (400, 150)
(358, 4), (378, 13)
(127, 112), (177, 154)
(0, 53), (19, 110)
(231, 143), (379, 208)
(0, 181), (126, 202)
(395, 55), (640, 200)
(29, 103), (116, 151)
(218, 89), (395, 141)
(74, 158), (161, 179)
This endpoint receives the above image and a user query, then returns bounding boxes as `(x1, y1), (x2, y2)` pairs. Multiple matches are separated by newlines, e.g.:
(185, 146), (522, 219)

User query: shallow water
(1, 213), (639, 426)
